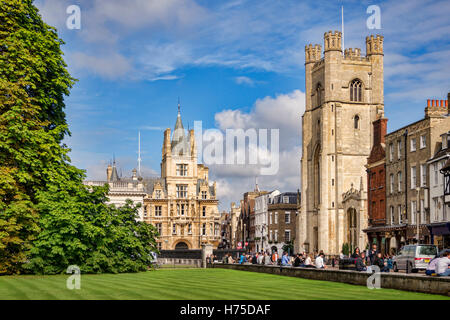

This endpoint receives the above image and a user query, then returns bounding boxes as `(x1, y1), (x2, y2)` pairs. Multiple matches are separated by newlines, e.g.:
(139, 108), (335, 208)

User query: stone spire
(171, 100), (190, 156)
(109, 158), (120, 182)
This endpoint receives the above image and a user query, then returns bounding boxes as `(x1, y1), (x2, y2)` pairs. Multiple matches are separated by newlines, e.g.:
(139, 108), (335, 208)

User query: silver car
(393, 244), (438, 273)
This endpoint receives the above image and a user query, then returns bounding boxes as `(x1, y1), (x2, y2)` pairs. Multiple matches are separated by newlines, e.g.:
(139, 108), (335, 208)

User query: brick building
(364, 116), (388, 253)
(268, 192), (300, 254)
(385, 97), (450, 252)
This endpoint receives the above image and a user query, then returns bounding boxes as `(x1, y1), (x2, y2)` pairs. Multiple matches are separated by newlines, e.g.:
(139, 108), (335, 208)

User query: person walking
(368, 244), (378, 265)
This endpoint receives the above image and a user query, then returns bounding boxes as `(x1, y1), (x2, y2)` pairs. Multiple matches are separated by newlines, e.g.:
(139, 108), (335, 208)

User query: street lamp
(416, 187), (420, 244)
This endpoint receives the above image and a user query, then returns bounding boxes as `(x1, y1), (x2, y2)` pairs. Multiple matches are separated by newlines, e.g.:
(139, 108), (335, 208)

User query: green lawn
(0, 268), (448, 300)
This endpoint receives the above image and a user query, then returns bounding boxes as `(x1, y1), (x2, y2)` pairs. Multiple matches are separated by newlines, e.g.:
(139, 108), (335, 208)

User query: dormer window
(350, 79), (362, 102)
(155, 190), (162, 199)
(201, 191), (207, 200)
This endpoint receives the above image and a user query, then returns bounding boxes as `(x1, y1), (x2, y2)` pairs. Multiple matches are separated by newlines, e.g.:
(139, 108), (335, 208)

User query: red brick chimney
(373, 117), (388, 146)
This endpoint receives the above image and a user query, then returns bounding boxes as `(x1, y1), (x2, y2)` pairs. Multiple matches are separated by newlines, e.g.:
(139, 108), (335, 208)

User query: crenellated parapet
(344, 47), (361, 59)
(324, 30), (342, 52)
(305, 44), (322, 64)
(366, 34), (384, 56)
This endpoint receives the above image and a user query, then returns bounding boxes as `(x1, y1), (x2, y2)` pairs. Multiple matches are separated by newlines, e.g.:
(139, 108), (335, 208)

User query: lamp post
(416, 187), (420, 244)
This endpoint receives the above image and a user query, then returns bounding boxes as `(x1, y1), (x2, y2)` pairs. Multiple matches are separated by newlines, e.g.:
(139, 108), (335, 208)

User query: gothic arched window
(354, 115), (360, 129)
(350, 79), (363, 102)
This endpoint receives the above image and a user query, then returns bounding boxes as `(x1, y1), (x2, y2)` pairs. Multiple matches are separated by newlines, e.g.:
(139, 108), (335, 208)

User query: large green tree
(0, 0), (158, 274)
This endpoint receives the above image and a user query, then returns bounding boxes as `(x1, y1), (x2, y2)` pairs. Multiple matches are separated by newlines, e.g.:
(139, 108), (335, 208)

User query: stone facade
(426, 130), (450, 250)
(385, 97), (450, 251)
(219, 202), (241, 249)
(298, 31), (384, 255)
(236, 190), (267, 251)
(86, 106), (221, 251)
(254, 190), (280, 253)
(144, 108), (220, 250)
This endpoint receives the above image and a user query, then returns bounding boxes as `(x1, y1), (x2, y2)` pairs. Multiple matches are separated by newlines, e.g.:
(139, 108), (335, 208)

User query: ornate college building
(297, 31), (385, 255)
(85, 105), (221, 251)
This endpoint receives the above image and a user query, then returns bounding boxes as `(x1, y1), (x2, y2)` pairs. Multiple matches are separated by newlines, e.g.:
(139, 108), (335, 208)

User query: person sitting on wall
(293, 253), (304, 267)
(355, 252), (367, 272)
(435, 251), (450, 277)
(315, 252), (326, 269)
(373, 252), (388, 272)
(281, 252), (291, 266)
(351, 247), (361, 259)
(426, 255), (439, 276)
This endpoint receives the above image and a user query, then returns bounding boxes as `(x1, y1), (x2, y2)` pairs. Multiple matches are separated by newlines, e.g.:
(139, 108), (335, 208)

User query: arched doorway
(346, 208), (358, 252)
(174, 241), (189, 250)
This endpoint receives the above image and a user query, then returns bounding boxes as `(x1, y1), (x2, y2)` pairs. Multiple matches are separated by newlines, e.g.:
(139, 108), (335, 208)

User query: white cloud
(234, 76), (255, 86)
(211, 89), (304, 209)
(71, 52), (132, 79)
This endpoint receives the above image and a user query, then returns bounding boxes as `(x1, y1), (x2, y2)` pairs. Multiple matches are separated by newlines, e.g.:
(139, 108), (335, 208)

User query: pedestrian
(271, 251), (278, 264)
(227, 253), (235, 264)
(257, 251), (264, 264)
(435, 252), (450, 276)
(315, 252), (326, 269)
(368, 243), (378, 265)
(385, 254), (393, 272)
(239, 253), (247, 264)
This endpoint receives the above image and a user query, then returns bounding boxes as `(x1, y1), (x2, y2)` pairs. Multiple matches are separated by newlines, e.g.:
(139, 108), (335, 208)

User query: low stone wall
(158, 258), (201, 267)
(209, 263), (450, 297)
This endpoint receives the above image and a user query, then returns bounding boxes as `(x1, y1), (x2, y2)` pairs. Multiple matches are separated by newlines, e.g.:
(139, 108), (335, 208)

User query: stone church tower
(297, 31), (385, 255)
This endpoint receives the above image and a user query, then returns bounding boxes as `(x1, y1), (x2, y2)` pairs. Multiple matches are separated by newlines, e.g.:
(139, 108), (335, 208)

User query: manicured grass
(0, 268), (448, 300)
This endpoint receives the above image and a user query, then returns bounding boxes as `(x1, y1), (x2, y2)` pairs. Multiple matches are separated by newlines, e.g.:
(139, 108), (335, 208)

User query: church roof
(171, 103), (190, 156)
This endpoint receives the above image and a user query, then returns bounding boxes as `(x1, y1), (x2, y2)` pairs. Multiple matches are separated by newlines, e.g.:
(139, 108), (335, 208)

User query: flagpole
(341, 6), (345, 54)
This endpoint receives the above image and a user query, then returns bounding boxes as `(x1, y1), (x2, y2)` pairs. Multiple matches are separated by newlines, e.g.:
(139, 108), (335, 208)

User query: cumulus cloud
(209, 89), (304, 209)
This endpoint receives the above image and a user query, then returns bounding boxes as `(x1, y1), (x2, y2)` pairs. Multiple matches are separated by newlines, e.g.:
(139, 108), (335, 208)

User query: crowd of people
(208, 243), (449, 276)
(214, 249), (332, 269)
(345, 244), (394, 272)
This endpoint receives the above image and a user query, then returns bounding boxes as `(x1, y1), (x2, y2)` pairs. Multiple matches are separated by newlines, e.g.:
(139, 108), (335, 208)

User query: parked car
(393, 244), (438, 273)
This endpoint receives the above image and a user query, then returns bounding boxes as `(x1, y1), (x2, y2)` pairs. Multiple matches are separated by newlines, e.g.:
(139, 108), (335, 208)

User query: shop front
(427, 222), (450, 250)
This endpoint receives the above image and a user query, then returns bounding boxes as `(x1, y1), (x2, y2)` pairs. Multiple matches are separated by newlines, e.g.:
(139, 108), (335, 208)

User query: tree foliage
(0, 0), (158, 274)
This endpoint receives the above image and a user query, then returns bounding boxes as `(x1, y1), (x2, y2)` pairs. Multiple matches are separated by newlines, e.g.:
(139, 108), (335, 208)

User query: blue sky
(35, 0), (450, 210)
